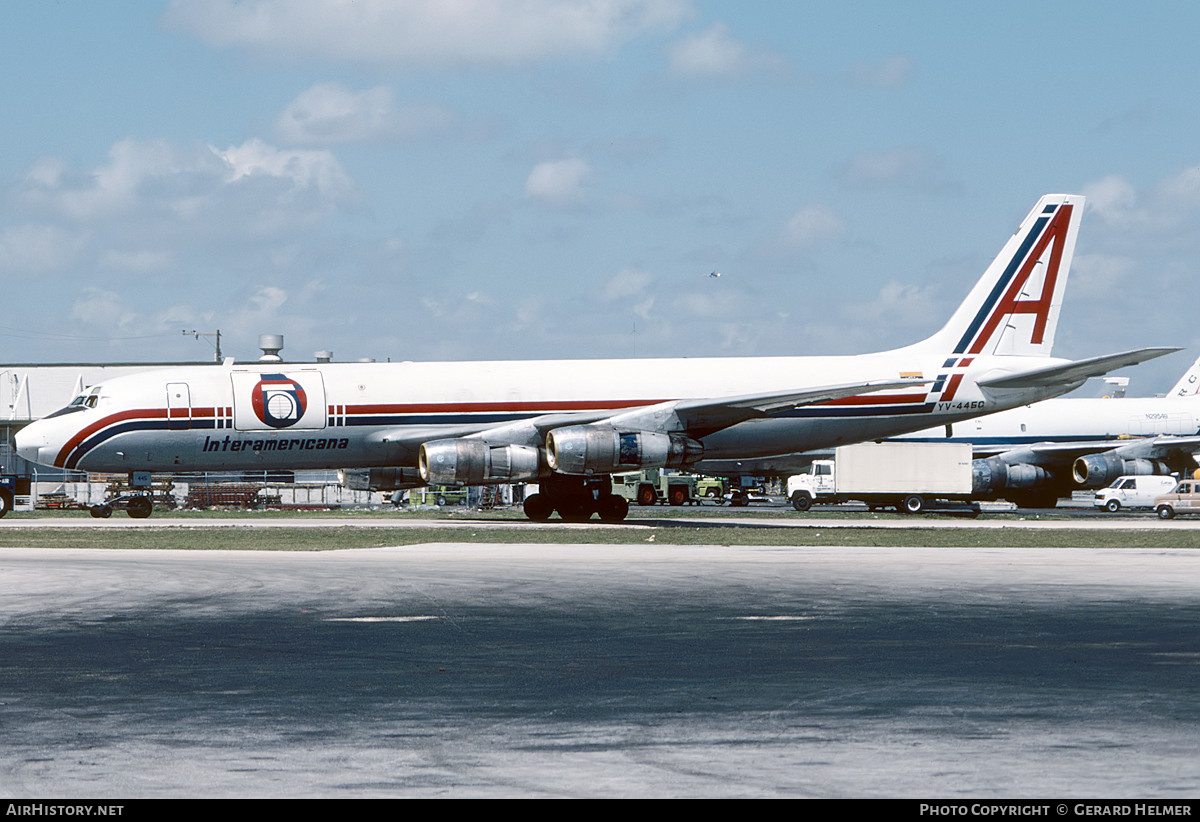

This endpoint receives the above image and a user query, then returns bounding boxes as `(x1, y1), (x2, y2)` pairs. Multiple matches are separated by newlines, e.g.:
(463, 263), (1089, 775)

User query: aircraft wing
(985, 434), (1200, 466)
(604, 378), (928, 438)
(372, 377), (928, 452)
(977, 347), (1180, 390)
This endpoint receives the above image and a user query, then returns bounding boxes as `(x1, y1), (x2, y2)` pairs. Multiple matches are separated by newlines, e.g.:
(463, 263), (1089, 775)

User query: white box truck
(787, 442), (976, 514)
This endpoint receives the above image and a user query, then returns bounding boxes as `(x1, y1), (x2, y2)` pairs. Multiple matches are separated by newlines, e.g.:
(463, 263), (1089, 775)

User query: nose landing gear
(89, 472), (156, 519)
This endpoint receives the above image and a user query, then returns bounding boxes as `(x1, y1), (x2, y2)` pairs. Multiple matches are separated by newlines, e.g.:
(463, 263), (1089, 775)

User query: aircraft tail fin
(912, 194), (1084, 358)
(1168, 355), (1200, 398)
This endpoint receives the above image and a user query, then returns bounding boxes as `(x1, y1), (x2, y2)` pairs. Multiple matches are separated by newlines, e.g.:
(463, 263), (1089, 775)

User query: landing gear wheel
(127, 496), (153, 519)
(598, 495), (629, 523)
(1011, 492), (1059, 509)
(902, 495), (926, 515)
(556, 501), (593, 522)
(523, 494), (553, 521)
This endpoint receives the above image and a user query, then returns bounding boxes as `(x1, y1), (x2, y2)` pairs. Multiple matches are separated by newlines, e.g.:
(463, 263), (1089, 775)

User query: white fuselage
(17, 351), (1074, 475)
(901, 395), (1200, 450)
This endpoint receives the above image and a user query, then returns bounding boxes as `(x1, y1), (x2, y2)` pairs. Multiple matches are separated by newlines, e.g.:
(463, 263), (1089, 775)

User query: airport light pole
(183, 329), (222, 362)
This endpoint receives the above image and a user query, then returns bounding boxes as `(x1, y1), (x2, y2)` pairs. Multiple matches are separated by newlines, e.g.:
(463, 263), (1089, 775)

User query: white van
(1093, 475), (1179, 512)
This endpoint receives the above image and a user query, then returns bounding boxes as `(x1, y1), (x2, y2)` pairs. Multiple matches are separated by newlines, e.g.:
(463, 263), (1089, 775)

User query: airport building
(0, 337), (408, 512)
(1, 361), (206, 479)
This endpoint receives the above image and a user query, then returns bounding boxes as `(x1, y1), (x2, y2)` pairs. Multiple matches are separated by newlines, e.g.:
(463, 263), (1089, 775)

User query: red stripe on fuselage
(54, 407), (222, 467)
(820, 392), (929, 407)
(55, 408), (167, 467)
(341, 399), (661, 415)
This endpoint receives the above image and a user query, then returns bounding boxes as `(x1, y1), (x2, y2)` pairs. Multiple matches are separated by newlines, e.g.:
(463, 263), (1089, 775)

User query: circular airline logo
(250, 374), (308, 428)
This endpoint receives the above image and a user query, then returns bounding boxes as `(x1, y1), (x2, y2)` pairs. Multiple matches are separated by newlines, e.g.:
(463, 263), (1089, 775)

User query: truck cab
(787, 460), (835, 511)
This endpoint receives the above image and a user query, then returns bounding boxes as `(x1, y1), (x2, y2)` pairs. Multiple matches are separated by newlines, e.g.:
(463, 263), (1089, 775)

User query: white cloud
(276, 83), (454, 145)
(69, 288), (140, 331)
(850, 280), (942, 332)
(249, 285), (288, 313)
(18, 138), (354, 239)
(99, 249), (173, 274)
(667, 23), (786, 79)
(1082, 175), (1142, 229)
(783, 206), (844, 248)
(524, 158), (591, 207)
(164, 0), (689, 66)
(218, 138), (353, 199)
(0, 224), (85, 276)
(1070, 252), (1136, 299)
(839, 146), (953, 192)
(848, 55), (913, 89)
(603, 267), (653, 300)
(1084, 168), (1200, 239)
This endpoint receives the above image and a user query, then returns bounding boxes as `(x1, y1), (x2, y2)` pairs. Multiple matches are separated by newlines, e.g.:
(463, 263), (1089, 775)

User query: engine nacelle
(1072, 453), (1171, 488)
(419, 439), (541, 485)
(545, 425), (702, 475)
(338, 467), (424, 491)
(972, 458), (1052, 495)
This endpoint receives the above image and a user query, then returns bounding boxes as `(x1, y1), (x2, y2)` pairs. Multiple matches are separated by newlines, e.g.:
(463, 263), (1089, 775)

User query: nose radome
(14, 425), (47, 466)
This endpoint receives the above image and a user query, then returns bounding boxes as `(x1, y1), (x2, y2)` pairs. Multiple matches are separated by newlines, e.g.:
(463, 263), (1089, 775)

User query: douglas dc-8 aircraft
(15, 194), (1178, 521)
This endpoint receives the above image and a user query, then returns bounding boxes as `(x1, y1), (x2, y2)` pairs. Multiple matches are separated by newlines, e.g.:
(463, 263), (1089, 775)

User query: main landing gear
(522, 475), (629, 522)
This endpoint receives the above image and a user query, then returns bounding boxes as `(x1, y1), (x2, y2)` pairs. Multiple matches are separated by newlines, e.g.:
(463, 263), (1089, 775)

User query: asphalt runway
(1, 537), (1199, 798)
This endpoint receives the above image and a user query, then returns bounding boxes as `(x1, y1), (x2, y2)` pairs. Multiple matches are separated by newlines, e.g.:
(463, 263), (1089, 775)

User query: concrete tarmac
(1, 540), (1198, 798)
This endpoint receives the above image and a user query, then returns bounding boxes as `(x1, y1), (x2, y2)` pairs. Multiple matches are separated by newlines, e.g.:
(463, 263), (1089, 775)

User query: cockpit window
(45, 388), (102, 418)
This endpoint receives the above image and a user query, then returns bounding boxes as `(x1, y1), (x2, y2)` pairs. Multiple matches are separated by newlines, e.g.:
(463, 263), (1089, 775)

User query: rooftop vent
(258, 334), (284, 362)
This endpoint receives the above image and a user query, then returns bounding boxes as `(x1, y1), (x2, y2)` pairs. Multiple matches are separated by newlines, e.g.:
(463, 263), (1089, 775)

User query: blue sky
(3, 1), (1200, 393)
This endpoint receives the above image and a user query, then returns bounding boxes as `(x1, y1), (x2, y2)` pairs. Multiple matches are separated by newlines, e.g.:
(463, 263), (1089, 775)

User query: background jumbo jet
(16, 194), (1178, 521)
(891, 354), (1200, 507)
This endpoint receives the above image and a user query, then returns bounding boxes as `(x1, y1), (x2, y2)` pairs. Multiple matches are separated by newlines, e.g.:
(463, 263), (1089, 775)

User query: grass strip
(1, 525), (1199, 551)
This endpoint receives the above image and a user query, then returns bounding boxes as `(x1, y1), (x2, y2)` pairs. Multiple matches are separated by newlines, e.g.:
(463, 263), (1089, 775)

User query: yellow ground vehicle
(411, 486), (469, 506)
(611, 469), (712, 506)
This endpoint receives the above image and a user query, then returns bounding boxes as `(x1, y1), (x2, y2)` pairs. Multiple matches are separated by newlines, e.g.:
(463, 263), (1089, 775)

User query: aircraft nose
(14, 424), (49, 466)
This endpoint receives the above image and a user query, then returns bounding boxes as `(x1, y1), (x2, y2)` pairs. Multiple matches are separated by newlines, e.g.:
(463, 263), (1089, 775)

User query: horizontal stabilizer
(977, 347), (1181, 390)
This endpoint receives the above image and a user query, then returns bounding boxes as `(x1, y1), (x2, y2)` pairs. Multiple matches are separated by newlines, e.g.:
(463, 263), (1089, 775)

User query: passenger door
(166, 382), (191, 430)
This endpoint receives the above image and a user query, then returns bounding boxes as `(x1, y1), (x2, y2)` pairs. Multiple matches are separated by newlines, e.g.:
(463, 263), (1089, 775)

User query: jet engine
(338, 467), (424, 491)
(545, 425), (702, 475)
(419, 439), (541, 485)
(971, 457), (1053, 496)
(1072, 453), (1171, 488)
